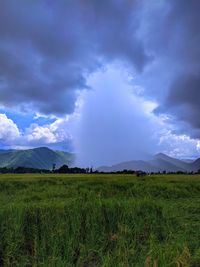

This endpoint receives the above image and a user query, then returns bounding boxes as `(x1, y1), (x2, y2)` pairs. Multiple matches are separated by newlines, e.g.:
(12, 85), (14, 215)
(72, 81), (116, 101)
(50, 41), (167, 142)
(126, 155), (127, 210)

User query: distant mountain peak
(155, 152), (166, 156)
(154, 153), (170, 159)
(0, 147), (75, 169)
(98, 153), (200, 173)
(30, 147), (52, 151)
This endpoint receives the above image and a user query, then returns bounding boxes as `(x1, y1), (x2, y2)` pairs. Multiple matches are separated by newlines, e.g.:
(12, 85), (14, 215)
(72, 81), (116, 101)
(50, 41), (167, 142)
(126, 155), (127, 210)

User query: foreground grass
(0, 174), (200, 266)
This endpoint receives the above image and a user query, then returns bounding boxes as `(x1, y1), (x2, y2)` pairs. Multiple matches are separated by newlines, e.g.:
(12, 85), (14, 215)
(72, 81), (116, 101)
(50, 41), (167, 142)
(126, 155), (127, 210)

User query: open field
(0, 174), (200, 266)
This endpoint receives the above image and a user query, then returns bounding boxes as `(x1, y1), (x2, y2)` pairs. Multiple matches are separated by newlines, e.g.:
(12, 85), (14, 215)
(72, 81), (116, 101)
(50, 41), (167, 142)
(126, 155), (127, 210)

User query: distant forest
(0, 164), (200, 175)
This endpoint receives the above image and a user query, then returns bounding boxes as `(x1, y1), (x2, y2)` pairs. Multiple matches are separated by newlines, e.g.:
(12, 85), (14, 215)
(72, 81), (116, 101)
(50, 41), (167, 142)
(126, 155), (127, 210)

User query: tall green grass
(0, 174), (199, 266)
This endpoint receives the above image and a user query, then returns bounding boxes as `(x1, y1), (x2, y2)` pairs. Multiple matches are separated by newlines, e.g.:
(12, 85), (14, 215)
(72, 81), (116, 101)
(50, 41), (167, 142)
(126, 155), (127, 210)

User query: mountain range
(98, 153), (200, 173)
(0, 147), (75, 170)
(1, 148), (200, 173)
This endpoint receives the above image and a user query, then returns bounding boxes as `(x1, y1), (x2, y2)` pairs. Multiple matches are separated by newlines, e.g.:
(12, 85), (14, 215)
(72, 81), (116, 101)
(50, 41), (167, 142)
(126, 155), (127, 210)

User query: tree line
(0, 165), (200, 175)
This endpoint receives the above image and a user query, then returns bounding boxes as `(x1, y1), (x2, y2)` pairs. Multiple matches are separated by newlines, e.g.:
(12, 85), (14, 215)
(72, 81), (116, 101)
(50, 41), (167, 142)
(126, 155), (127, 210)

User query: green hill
(0, 147), (75, 170)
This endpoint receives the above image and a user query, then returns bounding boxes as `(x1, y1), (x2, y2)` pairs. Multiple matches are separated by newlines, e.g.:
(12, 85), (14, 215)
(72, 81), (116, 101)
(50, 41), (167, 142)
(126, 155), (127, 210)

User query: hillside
(98, 153), (199, 172)
(0, 147), (75, 170)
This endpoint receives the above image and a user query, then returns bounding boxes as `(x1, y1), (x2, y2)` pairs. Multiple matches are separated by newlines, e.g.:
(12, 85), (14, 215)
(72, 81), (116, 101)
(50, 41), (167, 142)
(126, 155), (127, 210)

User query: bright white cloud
(26, 124), (57, 143)
(158, 131), (200, 159)
(0, 114), (20, 143)
(0, 113), (73, 150)
(25, 118), (73, 145)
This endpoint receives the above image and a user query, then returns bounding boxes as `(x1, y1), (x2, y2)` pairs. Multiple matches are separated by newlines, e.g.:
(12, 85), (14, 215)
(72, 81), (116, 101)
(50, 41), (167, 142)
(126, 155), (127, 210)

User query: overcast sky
(0, 0), (200, 166)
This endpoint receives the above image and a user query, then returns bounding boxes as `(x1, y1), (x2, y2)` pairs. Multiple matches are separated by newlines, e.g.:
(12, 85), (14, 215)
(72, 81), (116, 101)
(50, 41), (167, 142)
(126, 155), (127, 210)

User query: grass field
(0, 173), (200, 266)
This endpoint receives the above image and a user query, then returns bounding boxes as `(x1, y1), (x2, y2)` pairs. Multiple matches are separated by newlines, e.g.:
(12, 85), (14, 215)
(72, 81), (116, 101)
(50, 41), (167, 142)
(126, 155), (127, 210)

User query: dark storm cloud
(0, 0), (149, 115)
(164, 74), (200, 129)
(143, 0), (200, 138)
(167, 1), (200, 94)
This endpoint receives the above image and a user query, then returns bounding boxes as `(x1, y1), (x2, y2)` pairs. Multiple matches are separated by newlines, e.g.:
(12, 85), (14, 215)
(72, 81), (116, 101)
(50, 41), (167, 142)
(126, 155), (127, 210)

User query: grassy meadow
(0, 173), (200, 266)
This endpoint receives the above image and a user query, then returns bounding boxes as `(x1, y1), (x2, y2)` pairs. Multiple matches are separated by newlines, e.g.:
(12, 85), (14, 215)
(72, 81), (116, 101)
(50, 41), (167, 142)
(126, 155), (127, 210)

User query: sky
(0, 0), (200, 166)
